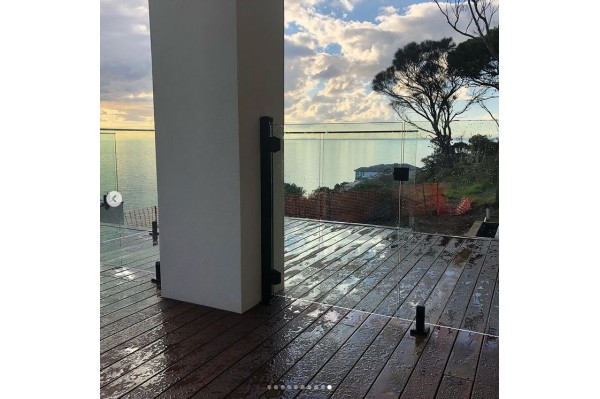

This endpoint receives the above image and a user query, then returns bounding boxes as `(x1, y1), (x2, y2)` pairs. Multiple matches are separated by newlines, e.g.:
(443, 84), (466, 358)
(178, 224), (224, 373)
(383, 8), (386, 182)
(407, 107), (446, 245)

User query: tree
(434, 0), (499, 61)
(468, 134), (498, 163)
(284, 183), (305, 196)
(448, 27), (498, 91)
(373, 38), (487, 161)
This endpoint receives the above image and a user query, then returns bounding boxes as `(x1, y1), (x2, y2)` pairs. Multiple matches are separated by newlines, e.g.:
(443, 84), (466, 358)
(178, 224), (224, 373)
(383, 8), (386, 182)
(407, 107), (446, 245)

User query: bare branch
(477, 99), (499, 127)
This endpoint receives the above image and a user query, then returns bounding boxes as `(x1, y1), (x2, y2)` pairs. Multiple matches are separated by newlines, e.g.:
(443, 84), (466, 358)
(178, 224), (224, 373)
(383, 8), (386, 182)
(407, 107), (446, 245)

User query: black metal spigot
(151, 261), (161, 287)
(410, 305), (430, 337)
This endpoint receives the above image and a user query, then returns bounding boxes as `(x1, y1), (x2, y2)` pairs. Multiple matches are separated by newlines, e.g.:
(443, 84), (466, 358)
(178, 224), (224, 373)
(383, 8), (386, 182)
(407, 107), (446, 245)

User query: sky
(100, 0), (499, 128)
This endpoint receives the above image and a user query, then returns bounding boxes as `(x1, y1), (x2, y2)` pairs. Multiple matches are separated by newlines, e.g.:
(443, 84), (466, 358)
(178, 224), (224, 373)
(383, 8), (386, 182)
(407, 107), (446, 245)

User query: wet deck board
(100, 219), (498, 398)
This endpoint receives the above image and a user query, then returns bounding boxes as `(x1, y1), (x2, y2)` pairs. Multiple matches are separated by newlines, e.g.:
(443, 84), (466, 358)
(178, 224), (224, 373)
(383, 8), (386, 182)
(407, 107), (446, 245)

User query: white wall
(149, 0), (283, 313)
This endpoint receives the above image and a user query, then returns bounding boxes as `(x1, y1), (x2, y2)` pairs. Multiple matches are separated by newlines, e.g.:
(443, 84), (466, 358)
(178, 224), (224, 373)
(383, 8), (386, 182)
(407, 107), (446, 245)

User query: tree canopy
(372, 38), (488, 160)
(448, 27), (498, 91)
(434, 0), (499, 60)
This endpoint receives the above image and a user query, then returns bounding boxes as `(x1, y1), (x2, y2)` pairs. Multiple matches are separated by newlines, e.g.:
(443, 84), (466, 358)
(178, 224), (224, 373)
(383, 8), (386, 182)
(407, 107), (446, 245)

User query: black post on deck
(410, 305), (430, 337)
(151, 261), (161, 287)
(260, 116), (282, 304)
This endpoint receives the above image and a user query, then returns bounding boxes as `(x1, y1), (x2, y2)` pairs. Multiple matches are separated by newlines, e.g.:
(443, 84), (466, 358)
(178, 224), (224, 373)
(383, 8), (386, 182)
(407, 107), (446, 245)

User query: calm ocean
(100, 128), (495, 212)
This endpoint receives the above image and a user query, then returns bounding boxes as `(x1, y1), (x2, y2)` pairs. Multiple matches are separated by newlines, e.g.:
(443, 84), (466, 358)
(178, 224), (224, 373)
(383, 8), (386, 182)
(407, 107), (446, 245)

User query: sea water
(100, 126), (496, 212)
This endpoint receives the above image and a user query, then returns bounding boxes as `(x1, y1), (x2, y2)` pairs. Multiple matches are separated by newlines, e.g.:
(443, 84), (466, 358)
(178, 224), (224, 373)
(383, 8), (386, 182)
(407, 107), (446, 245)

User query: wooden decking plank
(373, 234), (443, 318)
(100, 239), (156, 262)
(285, 229), (392, 296)
(443, 330), (483, 382)
(100, 266), (154, 285)
(284, 223), (331, 248)
(284, 229), (381, 287)
(470, 335), (499, 399)
(99, 274), (153, 293)
(284, 222), (338, 251)
(100, 281), (158, 308)
(342, 233), (434, 313)
(99, 268), (154, 291)
(285, 226), (375, 273)
(101, 232), (151, 248)
(100, 252), (158, 274)
(296, 313), (390, 399)
(461, 241), (499, 333)
(284, 223), (351, 256)
(100, 286), (162, 318)
(124, 298), (313, 399)
(100, 227), (146, 242)
(394, 237), (463, 321)
(297, 232), (401, 303)
(369, 234), (440, 318)
(309, 230), (410, 305)
(359, 233), (438, 316)
(284, 227), (335, 253)
(284, 227), (359, 267)
(100, 267), (154, 285)
(284, 225), (320, 246)
(100, 298), (179, 339)
(100, 305), (216, 369)
(152, 302), (332, 399)
(101, 309), (231, 390)
(364, 323), (429, 398)
(283, 219), (309, 234)
(437, 240), (492, 331)
(225, 310), (373, 398)
(435, 375), (472, 399)
(423, 239), (480, 326)
(284, 220), (318, 237)
(100, 238), (152, 256)
(100, 245), (158, 267)
(283, 219), (298, 229)
(284, 218), (300, 226)
(99, 219), (499, 399)
(399, 327), (457, 399)
(109, 254), (160, 272)
(100, 301), (199, 353)
(486, 274), (499, 336)
(101, 249), (160, 271)
(100, 278), (154, 299)
(101, 299), (293, 399)
(284, 224), (361, 262)
(188, 306), (350, 398)
(330, 318), (412, 399)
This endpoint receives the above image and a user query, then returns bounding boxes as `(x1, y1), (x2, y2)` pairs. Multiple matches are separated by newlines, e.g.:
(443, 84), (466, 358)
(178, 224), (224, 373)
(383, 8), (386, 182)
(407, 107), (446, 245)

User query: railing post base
(151, 261), (161, 287)
(410, 305), (430, 337)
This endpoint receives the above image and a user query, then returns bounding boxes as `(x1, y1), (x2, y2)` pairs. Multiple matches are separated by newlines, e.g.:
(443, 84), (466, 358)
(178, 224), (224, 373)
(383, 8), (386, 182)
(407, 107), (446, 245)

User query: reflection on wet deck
(100, 219), (498, 398)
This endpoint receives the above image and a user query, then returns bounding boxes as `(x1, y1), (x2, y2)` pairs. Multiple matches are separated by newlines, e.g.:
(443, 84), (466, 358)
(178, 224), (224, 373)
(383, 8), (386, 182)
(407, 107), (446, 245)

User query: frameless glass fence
(277, 120), (499, 320)
(277, 123), (418, 318)
(408, 120), (499, 237)
(100, 129), (159, 231)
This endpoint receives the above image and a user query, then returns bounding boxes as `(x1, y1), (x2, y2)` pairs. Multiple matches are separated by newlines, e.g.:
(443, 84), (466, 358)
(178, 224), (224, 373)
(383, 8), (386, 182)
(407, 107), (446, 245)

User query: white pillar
(148, 0), (283, 313)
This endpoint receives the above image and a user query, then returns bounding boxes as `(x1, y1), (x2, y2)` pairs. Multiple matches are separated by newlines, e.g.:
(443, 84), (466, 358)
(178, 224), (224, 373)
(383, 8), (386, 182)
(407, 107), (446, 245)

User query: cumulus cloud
(331, 0), (358, 12)
(100, 0), (498, 126)
(283, 1), (485, 123)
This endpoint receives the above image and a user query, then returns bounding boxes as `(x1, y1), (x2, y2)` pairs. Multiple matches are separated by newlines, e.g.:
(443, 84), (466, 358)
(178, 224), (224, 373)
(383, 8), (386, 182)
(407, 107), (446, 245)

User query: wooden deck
(100, 218), (498, 399)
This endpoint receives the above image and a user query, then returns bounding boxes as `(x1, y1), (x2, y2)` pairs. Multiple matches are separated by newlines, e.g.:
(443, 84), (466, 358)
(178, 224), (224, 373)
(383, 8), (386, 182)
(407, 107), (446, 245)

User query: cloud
(314, 65), (342, 80)
(331, 0), (358, 12)
(100, 0), (153, 126)
(100, 0), (499, 127)
(283, 1), (488, 123)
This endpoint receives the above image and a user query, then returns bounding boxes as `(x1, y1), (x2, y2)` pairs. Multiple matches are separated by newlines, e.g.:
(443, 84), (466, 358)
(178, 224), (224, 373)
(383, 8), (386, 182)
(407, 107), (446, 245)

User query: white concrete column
(148, 0), (283, 313)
